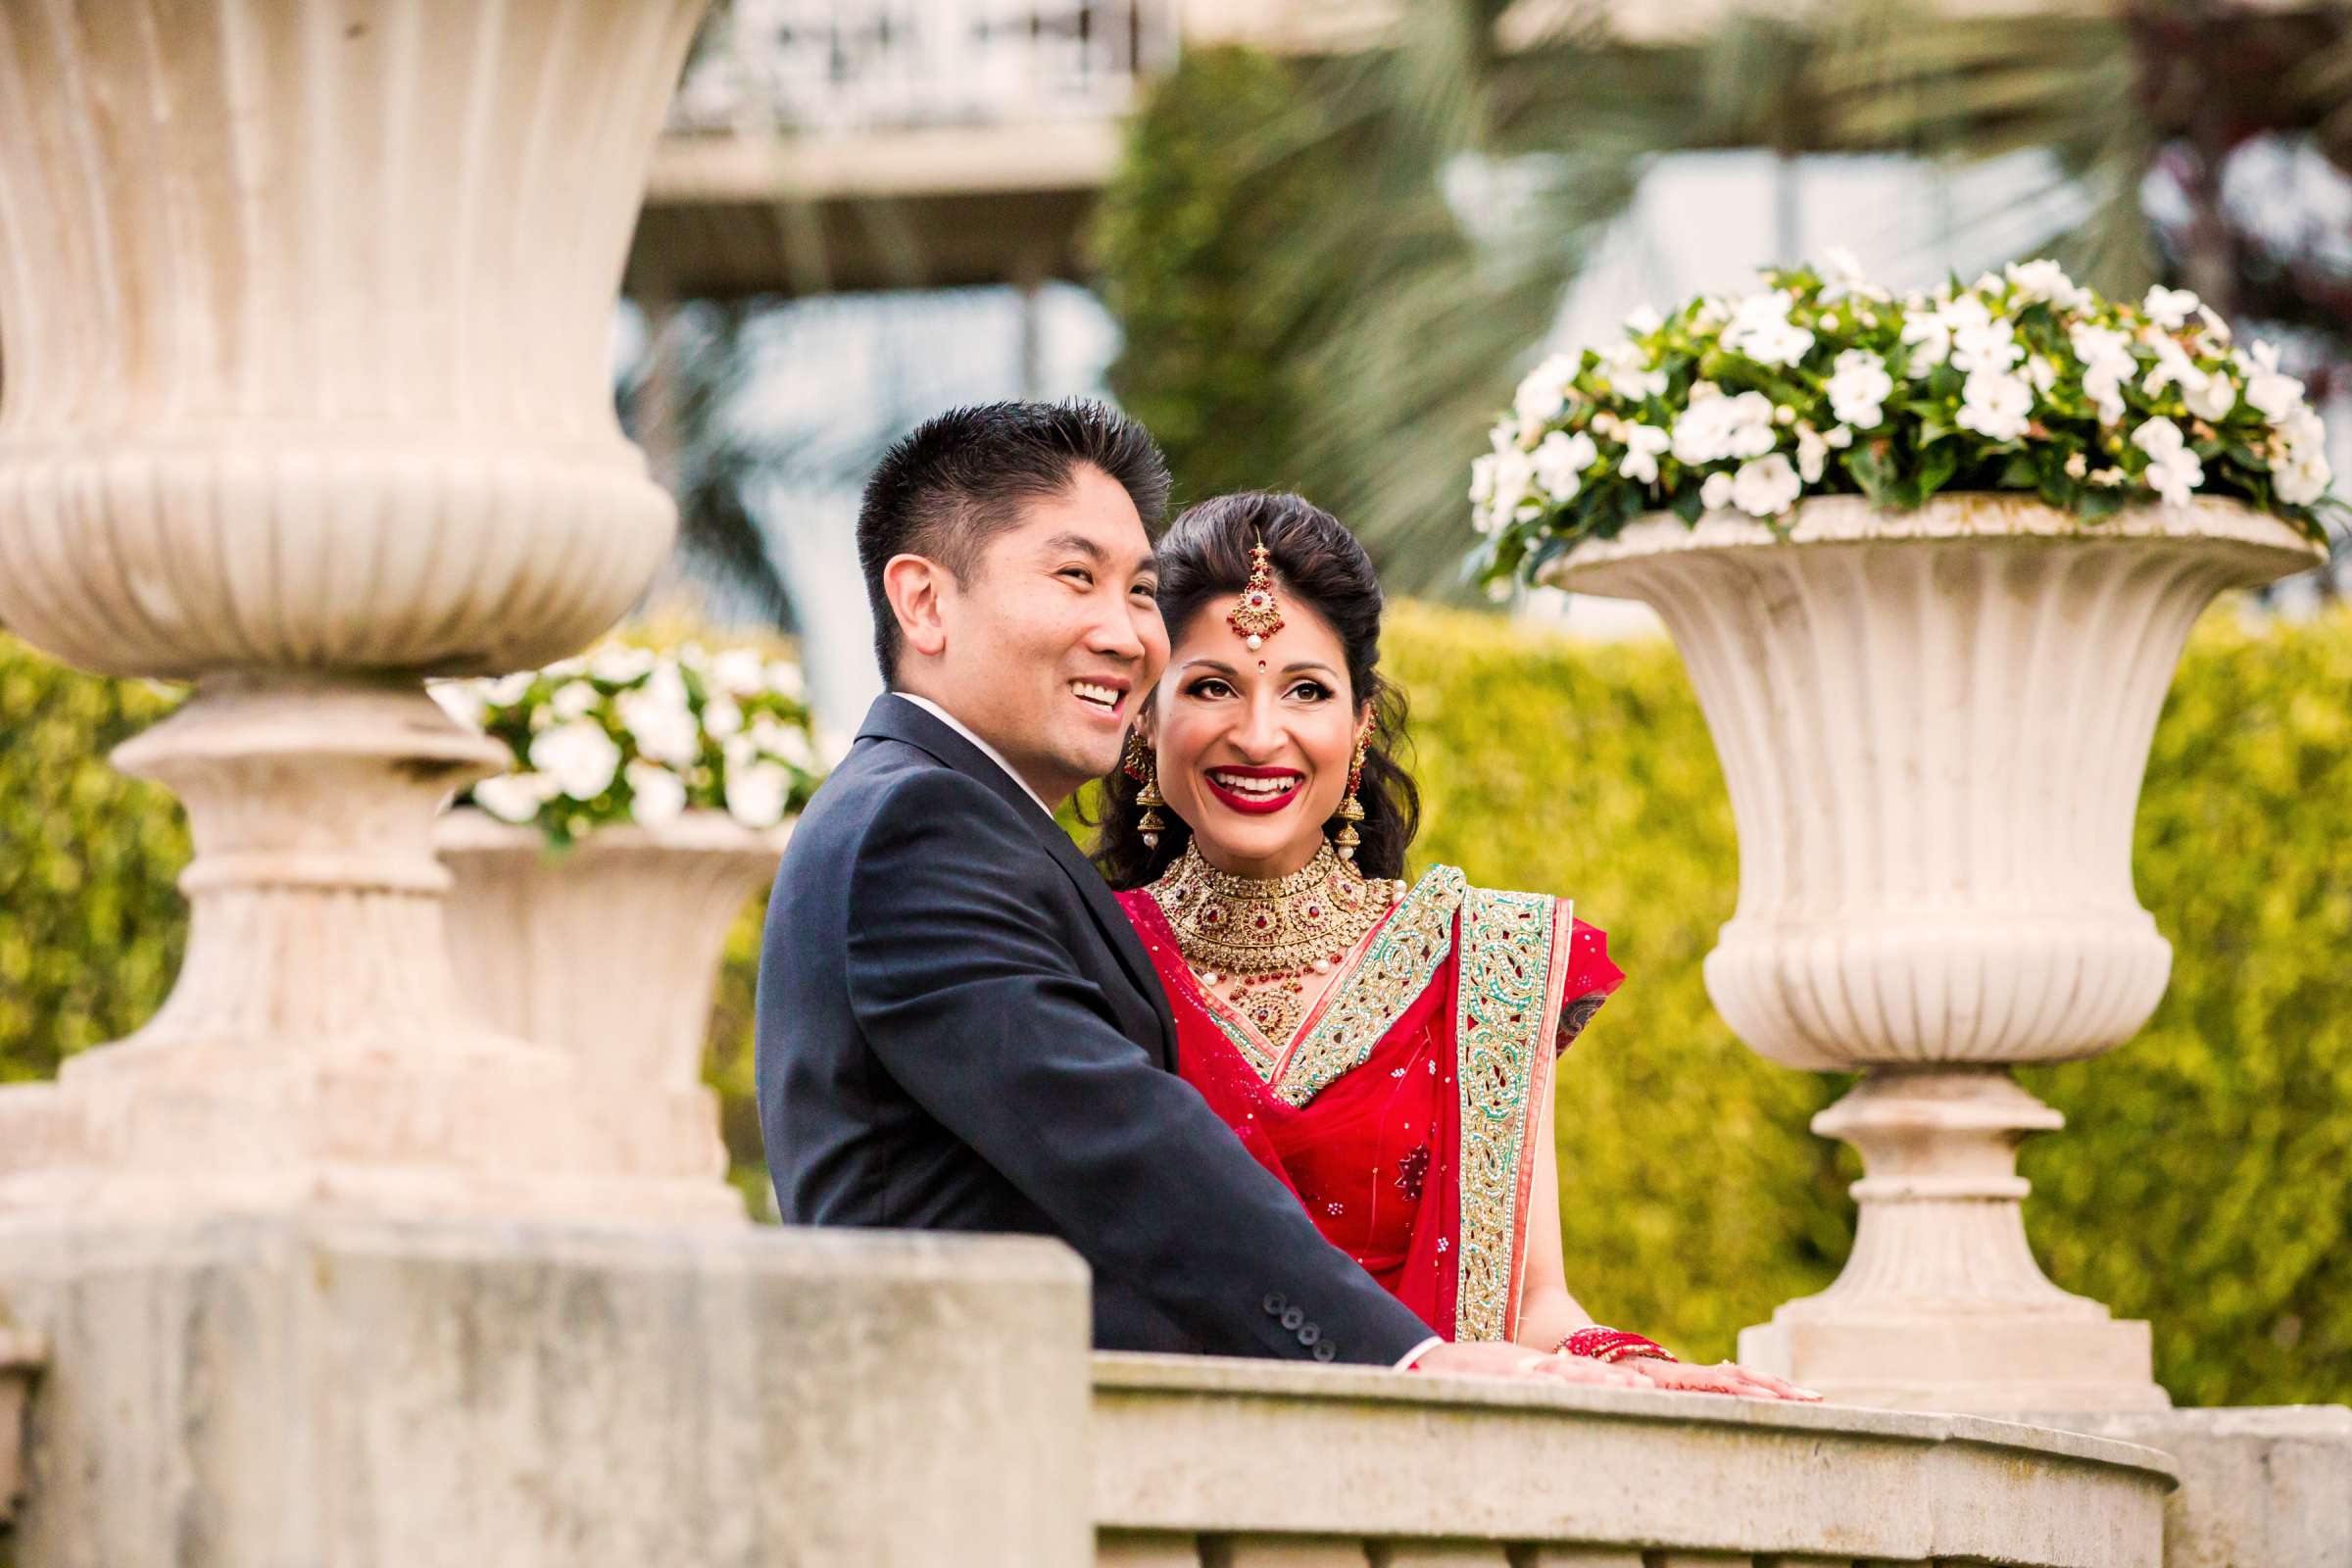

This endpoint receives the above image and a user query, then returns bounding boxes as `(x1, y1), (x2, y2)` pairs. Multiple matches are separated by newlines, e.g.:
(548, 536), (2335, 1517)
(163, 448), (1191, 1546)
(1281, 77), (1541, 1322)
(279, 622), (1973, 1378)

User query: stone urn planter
(1547, 492), (2326, 1412)
(436, 808), (792, 1210)
(0, 0), (724, 1225)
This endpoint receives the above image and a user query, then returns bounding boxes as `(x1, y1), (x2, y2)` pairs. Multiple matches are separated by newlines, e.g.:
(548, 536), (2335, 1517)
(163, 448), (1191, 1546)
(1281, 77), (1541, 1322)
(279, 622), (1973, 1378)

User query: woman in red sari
(1095, 493), (1810, 1397)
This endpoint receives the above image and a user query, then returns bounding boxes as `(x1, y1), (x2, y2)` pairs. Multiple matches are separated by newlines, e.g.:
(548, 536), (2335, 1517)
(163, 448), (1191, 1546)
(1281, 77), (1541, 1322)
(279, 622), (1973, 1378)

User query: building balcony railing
(669, 0), (1180, 135)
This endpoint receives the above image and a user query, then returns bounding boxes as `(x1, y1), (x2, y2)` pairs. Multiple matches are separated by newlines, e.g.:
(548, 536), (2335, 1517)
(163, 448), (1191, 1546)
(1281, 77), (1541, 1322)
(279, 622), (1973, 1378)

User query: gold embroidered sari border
(1269, 864), (1467, 1109)
(1450, 886), (1567, 1344)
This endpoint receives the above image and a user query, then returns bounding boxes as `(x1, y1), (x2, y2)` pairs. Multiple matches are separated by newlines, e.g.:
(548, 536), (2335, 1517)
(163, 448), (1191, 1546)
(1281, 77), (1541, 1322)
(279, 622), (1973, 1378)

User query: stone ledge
(1094, 1352), (2177, 1566)
(2009, 1406), (2352, 1568)
(0, 1324), (41, 1528)
(0, 1215), (1093, 1567)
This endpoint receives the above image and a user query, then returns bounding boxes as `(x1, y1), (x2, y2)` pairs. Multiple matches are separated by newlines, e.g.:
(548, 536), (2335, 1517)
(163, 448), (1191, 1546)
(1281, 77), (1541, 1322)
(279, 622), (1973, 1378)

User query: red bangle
(1555, 1326), (1677, 1364)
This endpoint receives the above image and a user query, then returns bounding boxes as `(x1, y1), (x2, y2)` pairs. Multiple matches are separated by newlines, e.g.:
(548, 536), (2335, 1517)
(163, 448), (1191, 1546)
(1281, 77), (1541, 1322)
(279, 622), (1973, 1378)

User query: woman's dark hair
(1091, 491), (1420, 890)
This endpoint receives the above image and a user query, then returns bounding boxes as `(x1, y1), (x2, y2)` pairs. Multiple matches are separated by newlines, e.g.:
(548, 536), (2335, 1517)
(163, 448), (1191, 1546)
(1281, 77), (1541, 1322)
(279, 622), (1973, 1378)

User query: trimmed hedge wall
(5, 603), (2348, 1403)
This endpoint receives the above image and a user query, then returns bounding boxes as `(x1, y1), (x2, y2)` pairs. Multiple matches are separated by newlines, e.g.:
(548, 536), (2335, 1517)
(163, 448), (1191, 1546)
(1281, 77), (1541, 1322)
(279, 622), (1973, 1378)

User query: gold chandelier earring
(1331, 725), (1369, 862)
(1123, 731), (1169, 850)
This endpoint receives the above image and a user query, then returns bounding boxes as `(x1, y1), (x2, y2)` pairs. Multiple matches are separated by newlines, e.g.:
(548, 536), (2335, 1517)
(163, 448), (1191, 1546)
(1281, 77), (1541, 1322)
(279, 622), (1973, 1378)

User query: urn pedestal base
(0, 680), (740, 1228)
(1737, 1066), (2168, 1412)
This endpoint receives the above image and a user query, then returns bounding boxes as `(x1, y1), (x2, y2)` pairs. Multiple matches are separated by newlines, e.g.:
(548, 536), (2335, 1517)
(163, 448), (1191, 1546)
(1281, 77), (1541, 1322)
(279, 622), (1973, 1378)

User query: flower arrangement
(431, 642), (827, 848)
(1471, 253), (2340, 584)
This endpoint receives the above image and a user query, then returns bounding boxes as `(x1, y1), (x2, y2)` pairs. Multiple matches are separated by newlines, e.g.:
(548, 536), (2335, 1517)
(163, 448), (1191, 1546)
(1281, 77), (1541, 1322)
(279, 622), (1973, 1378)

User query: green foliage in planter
(9, 607), (2351, 1404)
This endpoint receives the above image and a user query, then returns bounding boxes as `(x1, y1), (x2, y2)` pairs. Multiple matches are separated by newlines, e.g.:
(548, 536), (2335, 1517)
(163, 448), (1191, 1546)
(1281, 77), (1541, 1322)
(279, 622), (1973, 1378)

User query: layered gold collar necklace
(1148, 841), (1406, 1043)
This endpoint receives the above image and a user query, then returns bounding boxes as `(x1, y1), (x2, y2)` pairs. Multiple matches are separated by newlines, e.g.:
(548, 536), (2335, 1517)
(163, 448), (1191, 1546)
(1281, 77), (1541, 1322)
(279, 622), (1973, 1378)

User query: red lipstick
(1201, 765), (1305, 816)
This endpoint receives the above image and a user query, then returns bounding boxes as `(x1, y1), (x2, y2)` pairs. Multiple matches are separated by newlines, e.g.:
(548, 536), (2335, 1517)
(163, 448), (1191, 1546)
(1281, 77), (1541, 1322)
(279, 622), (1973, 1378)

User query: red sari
(1118, 866), (1624, 1344)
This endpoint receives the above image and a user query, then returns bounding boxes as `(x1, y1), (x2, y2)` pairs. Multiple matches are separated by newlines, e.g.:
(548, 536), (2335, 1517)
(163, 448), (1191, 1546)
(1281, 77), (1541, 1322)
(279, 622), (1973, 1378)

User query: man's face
(926, 466), (1168, 807)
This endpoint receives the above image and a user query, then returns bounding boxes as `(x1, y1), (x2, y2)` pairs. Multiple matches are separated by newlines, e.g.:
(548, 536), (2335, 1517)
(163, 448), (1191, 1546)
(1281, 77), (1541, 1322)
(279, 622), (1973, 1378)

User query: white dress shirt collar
(891, 692), (1056, 820)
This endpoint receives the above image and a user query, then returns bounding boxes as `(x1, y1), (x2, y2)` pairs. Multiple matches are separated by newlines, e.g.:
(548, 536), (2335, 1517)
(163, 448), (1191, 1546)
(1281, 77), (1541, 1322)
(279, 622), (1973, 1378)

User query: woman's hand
(1612, 1356), (1821, 1401)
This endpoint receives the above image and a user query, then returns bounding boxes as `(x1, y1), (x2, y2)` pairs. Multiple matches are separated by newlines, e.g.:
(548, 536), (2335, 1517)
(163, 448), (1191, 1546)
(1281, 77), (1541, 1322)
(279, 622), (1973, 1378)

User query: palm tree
(1107, 1), (2352, 595)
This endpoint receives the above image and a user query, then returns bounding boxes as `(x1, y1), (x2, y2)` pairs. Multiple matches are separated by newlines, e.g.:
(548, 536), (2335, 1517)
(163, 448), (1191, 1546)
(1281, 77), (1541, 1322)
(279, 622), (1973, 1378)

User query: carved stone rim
(1541, 492), (2327, 590)
(434, 806), (794, 862)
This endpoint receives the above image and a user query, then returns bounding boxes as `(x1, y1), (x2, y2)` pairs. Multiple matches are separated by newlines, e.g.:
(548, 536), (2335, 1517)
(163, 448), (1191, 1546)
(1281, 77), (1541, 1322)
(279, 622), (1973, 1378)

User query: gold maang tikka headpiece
(1227, 535), (1286, 652)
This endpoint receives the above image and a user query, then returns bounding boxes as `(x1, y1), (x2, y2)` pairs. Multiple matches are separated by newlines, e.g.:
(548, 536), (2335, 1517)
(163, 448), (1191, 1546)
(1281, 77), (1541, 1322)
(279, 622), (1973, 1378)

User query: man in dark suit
(756, 401), (1596, 1374)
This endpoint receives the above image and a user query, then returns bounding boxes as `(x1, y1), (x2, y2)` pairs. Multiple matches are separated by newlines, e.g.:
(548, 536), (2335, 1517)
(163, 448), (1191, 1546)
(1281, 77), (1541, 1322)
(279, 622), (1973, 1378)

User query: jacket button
(1298, 1324), (1320, 1347)
(1312, 1343), (1337, 1363)
(1280, 1307), (1305, 1331)
(1263, 1294), (1286, 1316)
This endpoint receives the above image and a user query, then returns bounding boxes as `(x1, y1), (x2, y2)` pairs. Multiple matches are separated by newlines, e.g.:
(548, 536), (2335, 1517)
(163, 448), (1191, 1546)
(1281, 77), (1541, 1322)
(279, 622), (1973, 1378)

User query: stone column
(0, 0), (732, 1224)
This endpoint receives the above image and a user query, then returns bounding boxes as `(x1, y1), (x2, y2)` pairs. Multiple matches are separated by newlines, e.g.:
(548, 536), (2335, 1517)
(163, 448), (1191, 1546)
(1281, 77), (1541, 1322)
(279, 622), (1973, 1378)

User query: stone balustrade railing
(0, 1326), (39, 1529)
(1092, 1356), (2177, 1567)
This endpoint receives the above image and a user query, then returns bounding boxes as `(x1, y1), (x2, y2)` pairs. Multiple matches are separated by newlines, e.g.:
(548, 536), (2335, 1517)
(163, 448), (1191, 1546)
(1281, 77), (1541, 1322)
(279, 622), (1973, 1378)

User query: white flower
(2026, 355), (2059, 396)
(473, 771), (559, 824)
(2089, 466), (2126, 488)
(617, 667), (699, 767)
(1594, 340), (1668, 401)
(1827, 349), (1894, 429)
(2070, 322), (2136, 423)
(1699, 470), (1736, 512)
(2066, 451), (2089, 480)
(1956, 368), (2034, 442)
(2003, 259), (2087, 311)
(2143, 286), (2201, 329)
(1900, 310), (1952, 372)
(724, 760), (791, 828)
(1622, 304), (1664, 335)
(702, 694), (743, 739)
(1794, 423), (1829, 484)
(2277, 449), (2332, 507)
(1618, 422), (1672, 485)
(710, 647), (766, 696)
(1817, 246), (1886, 303)
(1533, 429), (1599, 502)
(549, 680), (599, 723)
(2141, 332), (2210, 405)
(1671, 390), (1777, 466)
(589, 644), (657, 684)
(2241, 342), (2307, 421)
(1950, 316), (2025, 375)
(529, 719), (622, 801)
(428, 680), (483, 728)
(1514, 353), (1580, 425)
(1470, 445), (1536, 533)
(625, 760), (687, 827)
(1825, 424), (1854, 449)
(749, 714), (818, 770)
(1721, 289), (1815, 367)
(764, 660), (807, 701)
(484, 672), (535, 706)
(1729, 453), (1803, 518)
(2132, 416), (2204, 506)
(2183, 367), (2237, 421)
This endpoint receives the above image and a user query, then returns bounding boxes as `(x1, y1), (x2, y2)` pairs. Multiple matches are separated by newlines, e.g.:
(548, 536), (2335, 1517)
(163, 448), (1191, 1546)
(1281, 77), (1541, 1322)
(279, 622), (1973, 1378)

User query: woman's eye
(1188, 679), (1234, 699)
(1289, 681), (1332, 702)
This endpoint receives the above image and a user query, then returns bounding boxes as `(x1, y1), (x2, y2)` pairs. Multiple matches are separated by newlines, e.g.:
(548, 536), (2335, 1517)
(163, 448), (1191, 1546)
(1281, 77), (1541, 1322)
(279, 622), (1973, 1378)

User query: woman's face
(1147, 589), (1370, 879)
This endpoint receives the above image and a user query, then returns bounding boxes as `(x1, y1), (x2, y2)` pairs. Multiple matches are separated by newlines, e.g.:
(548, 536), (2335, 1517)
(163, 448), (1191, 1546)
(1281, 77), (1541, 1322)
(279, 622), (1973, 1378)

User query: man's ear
(882, 555), (951, 661)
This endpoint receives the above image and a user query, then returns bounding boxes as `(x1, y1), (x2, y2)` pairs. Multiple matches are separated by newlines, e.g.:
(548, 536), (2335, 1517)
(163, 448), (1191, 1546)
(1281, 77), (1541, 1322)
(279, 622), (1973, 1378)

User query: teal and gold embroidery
(1451, 887), (1563, 1343)
(1271, 865), (1466, 1108)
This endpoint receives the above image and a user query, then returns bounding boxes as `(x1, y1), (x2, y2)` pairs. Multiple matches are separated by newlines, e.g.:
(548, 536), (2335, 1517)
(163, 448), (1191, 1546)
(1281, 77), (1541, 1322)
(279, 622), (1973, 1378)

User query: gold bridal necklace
(1151, 842), (1404, 1044)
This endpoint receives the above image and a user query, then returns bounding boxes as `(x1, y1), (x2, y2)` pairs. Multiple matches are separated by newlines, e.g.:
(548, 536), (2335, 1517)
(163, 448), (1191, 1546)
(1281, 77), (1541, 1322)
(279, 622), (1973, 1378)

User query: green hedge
(6, 605), (2349, 1403)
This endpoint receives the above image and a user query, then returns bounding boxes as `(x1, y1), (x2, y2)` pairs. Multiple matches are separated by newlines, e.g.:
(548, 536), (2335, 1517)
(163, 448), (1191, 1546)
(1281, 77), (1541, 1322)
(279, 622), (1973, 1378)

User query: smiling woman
(1087, 493), (1811, 1400)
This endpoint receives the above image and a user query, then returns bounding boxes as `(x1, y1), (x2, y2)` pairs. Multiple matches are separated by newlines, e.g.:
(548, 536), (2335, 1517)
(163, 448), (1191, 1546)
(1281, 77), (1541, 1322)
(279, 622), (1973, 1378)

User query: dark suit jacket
(755, 694), (1435, 1365)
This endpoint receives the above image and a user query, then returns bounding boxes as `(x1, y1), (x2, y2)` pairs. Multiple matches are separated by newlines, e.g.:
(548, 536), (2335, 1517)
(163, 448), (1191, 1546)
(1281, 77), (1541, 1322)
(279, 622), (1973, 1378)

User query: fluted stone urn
(0, 0), (731, 1223)
(1547, 492), (2325, 1411)
(436, 808), (792, 1208)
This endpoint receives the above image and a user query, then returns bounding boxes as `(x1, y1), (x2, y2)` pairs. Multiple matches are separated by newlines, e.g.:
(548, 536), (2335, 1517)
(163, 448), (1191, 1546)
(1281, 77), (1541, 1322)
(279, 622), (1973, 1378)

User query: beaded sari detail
(1118, 868), (1624, 1343)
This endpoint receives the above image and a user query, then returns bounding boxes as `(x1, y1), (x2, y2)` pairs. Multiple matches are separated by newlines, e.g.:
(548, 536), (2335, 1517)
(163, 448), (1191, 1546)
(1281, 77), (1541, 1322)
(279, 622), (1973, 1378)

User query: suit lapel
(857, 696), (1180, 1064)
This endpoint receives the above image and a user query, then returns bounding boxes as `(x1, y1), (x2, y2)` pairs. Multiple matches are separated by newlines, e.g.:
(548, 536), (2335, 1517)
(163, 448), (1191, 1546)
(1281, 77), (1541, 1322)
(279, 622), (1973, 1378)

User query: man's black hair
(855, 399), (1173, 682)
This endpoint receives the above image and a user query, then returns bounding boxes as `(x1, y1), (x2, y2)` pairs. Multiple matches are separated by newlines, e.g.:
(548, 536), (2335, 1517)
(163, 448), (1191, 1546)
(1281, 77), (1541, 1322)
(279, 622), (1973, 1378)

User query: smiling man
(755, 401), (1560, 1372)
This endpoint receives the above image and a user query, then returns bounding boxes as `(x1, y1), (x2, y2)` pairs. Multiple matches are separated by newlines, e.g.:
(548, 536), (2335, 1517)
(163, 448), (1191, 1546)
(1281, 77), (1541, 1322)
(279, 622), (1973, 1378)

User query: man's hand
(1614, 1356), (1822, 1400)
(1407, 1341), (1648, 1388)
